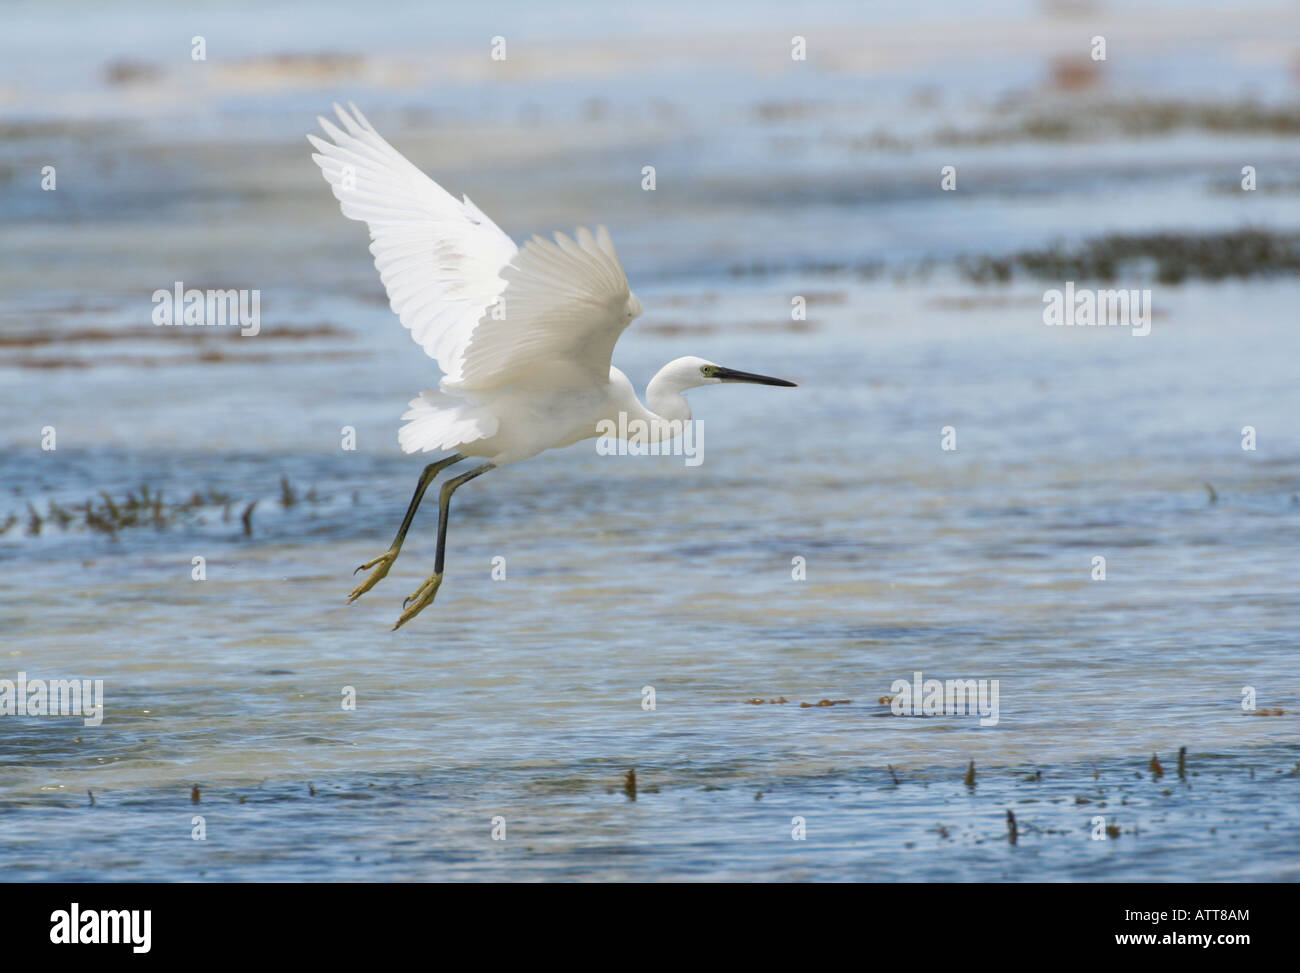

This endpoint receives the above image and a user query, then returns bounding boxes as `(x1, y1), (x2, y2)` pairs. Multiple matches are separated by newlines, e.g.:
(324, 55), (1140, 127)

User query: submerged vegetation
(728, 230), (1300, 285)
(3, 479), (329, 539)
(936, 98), (1300, 145)
(958, 229), (1300, 286)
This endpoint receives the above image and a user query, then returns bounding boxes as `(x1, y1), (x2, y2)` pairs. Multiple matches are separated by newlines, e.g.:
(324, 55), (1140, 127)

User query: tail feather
(398, 389), (496, 454)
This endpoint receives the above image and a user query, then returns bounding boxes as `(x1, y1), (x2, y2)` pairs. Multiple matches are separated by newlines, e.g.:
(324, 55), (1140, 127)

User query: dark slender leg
(393, 462), (495, 629)
(434, 462), (495, 574)
(347, 453), (464, 603)
(388, 454), (467, 563)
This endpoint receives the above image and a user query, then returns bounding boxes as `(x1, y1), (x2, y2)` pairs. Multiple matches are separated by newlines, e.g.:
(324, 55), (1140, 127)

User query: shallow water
(2, 0), (1299, 881)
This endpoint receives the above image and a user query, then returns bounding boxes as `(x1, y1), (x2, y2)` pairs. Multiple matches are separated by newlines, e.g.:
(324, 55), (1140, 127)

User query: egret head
(645, 356), (795, 422)
(667, 356), (797, 390)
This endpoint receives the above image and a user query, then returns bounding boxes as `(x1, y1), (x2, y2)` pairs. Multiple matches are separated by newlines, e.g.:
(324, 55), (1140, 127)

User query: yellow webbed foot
(392, 572), (443, 629)
(347, 549), (398, 603)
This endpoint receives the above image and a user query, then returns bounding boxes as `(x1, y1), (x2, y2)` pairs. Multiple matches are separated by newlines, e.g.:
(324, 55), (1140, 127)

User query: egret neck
(644, 363), (698, 424)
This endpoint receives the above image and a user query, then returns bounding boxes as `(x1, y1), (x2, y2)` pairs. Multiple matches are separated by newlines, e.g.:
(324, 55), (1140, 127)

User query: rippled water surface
(2, 0), (1298, 880)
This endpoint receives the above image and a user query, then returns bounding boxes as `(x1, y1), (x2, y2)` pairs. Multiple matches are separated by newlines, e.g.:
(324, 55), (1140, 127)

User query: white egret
(308, 103), (796, 629)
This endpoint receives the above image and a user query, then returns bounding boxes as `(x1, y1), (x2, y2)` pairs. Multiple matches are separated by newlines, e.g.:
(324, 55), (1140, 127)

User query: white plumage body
(397, 366), (658, 466)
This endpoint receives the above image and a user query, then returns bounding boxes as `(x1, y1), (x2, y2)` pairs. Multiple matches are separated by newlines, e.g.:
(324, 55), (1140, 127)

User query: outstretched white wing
(309, 103), (641, 392)
(451, 225), (641, 391)
(307, 102), (517, 381)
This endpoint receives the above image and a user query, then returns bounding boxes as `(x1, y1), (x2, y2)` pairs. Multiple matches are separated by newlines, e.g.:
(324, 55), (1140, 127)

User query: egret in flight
(309, 103), (796, 629)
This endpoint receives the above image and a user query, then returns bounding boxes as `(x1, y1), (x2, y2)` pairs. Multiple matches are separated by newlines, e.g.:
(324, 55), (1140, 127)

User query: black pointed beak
(713, 366), (797, 387)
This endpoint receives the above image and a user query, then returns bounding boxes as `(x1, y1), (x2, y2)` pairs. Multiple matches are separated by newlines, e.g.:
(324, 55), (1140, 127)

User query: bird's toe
(393, 573), (442, 629)
(347, 550), (397, 603)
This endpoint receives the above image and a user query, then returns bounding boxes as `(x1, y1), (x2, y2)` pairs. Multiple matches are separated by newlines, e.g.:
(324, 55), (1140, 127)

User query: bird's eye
(701, 365), (716, 377)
